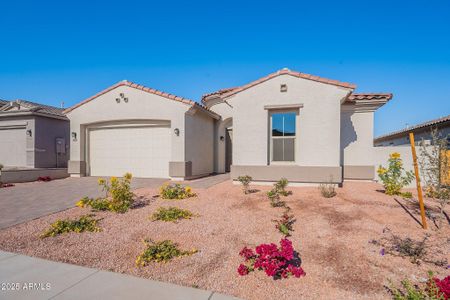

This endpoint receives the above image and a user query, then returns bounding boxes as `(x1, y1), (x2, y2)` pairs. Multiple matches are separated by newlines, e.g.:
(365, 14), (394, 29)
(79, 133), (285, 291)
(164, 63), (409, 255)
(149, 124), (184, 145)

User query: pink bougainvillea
(237, 238), (305, 279)
(433, 275), (450, 300)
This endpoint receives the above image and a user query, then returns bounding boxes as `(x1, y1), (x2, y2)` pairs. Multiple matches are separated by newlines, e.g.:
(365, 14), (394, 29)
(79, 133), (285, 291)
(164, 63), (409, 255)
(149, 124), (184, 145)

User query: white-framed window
(270, 111), (296, 162)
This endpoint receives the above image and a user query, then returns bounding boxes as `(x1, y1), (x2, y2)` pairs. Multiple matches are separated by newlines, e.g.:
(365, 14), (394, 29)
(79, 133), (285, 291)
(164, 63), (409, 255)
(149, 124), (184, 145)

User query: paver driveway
(0, 177), (167, 229)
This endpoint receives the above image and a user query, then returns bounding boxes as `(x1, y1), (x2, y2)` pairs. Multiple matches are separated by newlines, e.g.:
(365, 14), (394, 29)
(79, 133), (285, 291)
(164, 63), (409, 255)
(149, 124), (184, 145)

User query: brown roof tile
(374, 114), (450, 142)
(347, 93), (393, 102)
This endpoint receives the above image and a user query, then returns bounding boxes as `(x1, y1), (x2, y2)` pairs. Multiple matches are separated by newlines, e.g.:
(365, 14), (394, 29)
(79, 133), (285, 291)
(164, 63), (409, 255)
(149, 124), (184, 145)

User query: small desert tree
(237, 175), (252, 194)
(418, 128), (450, 228)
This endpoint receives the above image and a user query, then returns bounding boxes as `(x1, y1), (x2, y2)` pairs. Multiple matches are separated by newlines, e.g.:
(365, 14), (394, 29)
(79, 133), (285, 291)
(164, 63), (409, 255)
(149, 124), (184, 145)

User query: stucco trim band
(343, 165), (375, 180)
(231, 165), (342, 183)
(264, 103), (304, 110)
(169, 161), (192, 178)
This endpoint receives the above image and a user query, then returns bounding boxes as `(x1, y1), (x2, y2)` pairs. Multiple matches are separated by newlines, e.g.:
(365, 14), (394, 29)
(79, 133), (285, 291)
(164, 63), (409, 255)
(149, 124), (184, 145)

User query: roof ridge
(63, 80), (219, 118)
(202, 68), (357, 102)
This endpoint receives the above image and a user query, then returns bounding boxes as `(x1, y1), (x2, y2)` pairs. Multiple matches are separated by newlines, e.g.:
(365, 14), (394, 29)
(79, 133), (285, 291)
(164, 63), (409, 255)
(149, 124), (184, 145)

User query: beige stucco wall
(67, 85), (189, 166)
(67, 85), (216, 178)
(185, 110), (215, 177)
(217, 74), (351, 169)
(341, 107), (375, 166)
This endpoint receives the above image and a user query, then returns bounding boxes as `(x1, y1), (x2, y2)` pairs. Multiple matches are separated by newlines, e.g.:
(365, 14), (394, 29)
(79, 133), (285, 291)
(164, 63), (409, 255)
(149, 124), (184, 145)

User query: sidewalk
(0, 251), (240, 300)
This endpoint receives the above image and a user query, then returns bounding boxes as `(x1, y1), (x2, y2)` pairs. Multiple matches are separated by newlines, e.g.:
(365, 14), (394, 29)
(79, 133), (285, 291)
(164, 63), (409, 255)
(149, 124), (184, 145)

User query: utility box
(56, 138), (66, 154)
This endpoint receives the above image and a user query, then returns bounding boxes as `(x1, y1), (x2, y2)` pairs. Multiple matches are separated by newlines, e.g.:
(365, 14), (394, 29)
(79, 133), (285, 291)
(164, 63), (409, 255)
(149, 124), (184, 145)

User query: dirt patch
(0, 181), (449, 300)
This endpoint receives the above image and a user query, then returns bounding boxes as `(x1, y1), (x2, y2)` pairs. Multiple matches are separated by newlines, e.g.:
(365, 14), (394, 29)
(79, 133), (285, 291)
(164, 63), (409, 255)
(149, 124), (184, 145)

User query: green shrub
(274, 178), (291, 196)
(135, 240), (198, 266)
(40, 215), (101, 238)
(159, 184), (195, 199)
(76, 173), (134, 213)
(377, 153), (414, 196)
(401, 191), (413, 199)
(237, 175), (252, 194)
(267, 189), (286, 207)
(151, 207), (194, 222)
(388, 272), (445, 300)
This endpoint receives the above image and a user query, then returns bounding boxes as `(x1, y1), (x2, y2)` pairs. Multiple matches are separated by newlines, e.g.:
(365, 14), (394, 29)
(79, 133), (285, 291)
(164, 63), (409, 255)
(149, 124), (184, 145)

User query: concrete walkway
(182, 173), (230, 189)
(0, 251), (240, 300)
(0, 177), (167, 229)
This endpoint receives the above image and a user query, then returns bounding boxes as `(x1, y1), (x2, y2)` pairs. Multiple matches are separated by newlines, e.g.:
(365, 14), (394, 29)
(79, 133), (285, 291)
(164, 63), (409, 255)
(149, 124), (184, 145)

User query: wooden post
(409, 132), (427, 229)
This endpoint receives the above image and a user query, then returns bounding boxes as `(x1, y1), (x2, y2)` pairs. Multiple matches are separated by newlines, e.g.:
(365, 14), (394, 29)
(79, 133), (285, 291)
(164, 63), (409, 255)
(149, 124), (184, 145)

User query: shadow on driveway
(0, 177), (167, 230)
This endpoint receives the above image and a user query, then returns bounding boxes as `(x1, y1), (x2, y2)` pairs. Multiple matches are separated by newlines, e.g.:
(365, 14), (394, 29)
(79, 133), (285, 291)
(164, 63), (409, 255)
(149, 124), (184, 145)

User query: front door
(225, 128), (233, 172)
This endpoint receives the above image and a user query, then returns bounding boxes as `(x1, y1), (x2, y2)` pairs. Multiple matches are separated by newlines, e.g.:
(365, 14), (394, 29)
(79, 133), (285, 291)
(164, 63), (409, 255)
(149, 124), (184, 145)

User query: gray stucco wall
(34, 116), (70, 168)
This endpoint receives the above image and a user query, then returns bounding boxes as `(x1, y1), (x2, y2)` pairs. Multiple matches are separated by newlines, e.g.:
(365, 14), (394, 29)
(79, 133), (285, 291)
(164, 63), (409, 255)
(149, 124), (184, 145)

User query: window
(271, 112), (296, 162)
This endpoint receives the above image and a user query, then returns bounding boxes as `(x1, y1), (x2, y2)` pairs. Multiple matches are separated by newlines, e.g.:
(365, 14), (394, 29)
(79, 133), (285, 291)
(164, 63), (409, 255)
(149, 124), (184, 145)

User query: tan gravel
(0, 181), (449, 300)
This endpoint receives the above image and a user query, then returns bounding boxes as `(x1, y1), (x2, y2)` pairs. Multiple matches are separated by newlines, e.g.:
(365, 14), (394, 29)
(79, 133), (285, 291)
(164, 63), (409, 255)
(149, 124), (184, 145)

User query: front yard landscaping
(0, 179), (449, 299)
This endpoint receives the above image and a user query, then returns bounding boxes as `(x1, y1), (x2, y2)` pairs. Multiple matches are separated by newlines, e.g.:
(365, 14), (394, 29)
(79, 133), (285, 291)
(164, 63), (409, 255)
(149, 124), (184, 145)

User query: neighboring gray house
(0, 100), (70, 169)
(374, 114), (450, 146)
(65, 68), (393, 184)
(64, 81), (219, 180)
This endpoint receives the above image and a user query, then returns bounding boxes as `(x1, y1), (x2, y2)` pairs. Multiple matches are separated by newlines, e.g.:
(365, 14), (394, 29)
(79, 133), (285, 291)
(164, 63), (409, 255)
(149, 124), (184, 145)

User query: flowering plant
(76, 173), (134, 213)
(433, 275), (450, 300)
(160, 184), (196, 199)
(377, 152), (414, 195)
(237, 238), (305, 279)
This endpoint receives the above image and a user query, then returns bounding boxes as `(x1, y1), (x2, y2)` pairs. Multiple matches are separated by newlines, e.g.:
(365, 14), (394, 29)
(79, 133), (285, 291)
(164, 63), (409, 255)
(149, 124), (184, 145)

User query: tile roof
(64, 80), (219, 119)
(202, 68), (357, 103)
(347, 93), (393, 102)
(0, 99), (9, 107)
(0, 99), (67, 118)
(374, 114), (450, 142)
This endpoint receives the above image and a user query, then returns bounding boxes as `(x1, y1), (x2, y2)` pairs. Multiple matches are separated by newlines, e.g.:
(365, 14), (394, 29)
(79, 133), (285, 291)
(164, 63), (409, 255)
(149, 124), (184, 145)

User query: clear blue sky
(1, 0), (449, 136)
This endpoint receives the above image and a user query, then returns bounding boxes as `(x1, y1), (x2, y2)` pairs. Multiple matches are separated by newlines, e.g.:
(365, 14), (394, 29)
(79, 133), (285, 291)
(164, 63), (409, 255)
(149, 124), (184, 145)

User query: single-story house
(0, 99), (70, 169)
(65, 68), (393, 184)
(374, 114), (450, 146)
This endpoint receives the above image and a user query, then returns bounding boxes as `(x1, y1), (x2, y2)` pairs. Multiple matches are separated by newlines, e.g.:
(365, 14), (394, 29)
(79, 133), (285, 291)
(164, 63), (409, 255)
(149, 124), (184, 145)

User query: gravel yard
(0, 180), (449, 299)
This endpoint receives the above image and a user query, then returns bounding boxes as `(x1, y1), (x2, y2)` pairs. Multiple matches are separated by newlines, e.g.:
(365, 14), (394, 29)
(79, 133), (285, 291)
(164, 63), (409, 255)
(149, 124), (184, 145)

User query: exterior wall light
(220, 136), (225, 141)
(71, 132), (77, 141)
(280, 84), (288, 92)
(26, 129), (32, 137)
(174, 128), (180, 136)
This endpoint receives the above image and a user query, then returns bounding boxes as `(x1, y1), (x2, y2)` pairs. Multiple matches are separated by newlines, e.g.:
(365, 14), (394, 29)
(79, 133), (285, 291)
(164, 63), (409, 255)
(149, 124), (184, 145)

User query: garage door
(89, 126), (171, 178)
(0, 128), (27, 167)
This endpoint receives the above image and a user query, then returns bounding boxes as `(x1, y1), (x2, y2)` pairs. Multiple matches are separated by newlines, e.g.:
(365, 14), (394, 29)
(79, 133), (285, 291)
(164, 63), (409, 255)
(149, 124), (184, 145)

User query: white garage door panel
(89, 126), (171, 178)
(0, 128), (27, 167)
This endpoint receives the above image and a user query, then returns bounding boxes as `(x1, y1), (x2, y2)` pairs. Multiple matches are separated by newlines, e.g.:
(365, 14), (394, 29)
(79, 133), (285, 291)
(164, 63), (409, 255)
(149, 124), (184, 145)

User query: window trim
(269, 109), (298, 164)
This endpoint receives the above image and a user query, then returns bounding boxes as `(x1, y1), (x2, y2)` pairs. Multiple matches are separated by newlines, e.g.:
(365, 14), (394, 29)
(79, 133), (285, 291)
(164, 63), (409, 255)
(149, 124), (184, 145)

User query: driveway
(0, 177), (167, 229)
